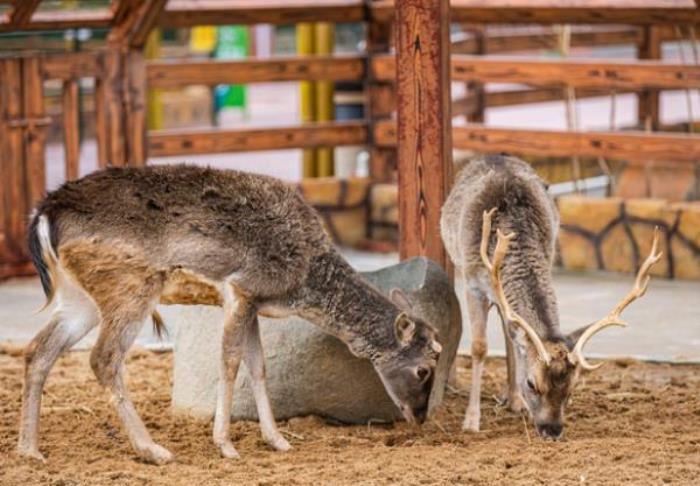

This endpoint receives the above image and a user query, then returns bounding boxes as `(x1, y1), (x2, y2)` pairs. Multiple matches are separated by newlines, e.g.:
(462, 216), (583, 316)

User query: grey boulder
(170, 256), (461, 424)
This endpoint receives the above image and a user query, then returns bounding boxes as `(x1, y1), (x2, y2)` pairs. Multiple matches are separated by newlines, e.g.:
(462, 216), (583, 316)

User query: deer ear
(395, 313), (415, 345)
(566, 323), (595, 350)
(389, 288), (413, 312)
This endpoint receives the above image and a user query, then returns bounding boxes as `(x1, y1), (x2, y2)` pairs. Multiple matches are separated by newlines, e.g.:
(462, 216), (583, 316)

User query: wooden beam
(148, 121), (368, 157)
(372, 55), (700, 90)
(395, 0), (453, 269)
(451, 27), (644, 55)
(371, 1), (700, 25)
(43, 52), (103, 80)
(374, 120), (700, 164)
(62, 79), (81, 181)
(147, 55), (366, 89)
(160, 0), (365, 27)
(124, 50), (147, 166)
(8, 0), (40, 26)
(109, 0), (168, 49)
(0, 9), (112, 33)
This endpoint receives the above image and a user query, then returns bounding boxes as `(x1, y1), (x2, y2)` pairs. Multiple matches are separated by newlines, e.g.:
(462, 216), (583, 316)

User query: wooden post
(62, 78), (81, 180)
(395, 0), (453, 272)
(367, 2), (396, 182)
(21, 55), (47, 210)
(124, 50), (147, 166)
(637, 26), (661, 130)
(465, 25), (486, 123)
(0, 58), (26, 261)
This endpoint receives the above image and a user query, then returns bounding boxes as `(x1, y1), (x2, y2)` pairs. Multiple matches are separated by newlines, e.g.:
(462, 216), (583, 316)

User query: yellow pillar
(314, 22), (335, 177)
(145, 29), (163, 130)
(297, 23), (317, 177)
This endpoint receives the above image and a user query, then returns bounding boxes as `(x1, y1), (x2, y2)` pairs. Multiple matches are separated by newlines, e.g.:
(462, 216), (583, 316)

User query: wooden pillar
(395, 0), (453, 272)
(125, 50), (147, 166)
(367, 2), (396, 182)
(637, 26), (661, 131)
(0, 58), (27, 261)
(21, 56), (47, 210)
(62, 78), (81, 180)
(465, 25), (486, 123)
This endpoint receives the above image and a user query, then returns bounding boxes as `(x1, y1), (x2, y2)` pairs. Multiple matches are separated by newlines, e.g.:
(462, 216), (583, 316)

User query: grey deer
(440, 154), (660, 439)
(19, 165), (442, 464)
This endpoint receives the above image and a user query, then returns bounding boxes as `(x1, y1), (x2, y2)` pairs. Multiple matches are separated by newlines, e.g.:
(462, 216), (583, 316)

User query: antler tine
(570, 227), (663, 370)
(481, 208), (552, 365)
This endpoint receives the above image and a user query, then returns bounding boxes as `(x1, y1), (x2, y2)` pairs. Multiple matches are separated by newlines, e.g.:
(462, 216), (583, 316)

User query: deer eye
(526, 379), (538, 393)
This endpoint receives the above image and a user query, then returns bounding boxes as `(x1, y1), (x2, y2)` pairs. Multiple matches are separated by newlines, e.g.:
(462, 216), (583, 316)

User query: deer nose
(536, 422), (563, 440)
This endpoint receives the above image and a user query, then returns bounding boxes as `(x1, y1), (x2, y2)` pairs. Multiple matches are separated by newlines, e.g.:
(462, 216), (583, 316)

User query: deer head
(481, 208), (662, 439)
(372, 288), (442, 424)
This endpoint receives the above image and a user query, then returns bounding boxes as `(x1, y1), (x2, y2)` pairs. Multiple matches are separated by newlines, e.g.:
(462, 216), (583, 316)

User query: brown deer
(19, 165), (442, 464)
(440, 154), (660, 439)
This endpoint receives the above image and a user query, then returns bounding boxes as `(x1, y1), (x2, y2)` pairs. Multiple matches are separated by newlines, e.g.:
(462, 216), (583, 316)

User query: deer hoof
(139, 443), (175, 465)
(18, 446), (46, 463)
(266, 435), (292, 452)
(218, 441), (241, 460)
(462, 413), (481, 432)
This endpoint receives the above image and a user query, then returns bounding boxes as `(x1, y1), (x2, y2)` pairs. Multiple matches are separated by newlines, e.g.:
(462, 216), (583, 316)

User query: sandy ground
(1, 348), (699, 486)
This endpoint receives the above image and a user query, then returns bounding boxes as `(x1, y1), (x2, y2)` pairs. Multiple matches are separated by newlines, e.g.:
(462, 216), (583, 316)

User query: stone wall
(558, 196), (700, 280)
(298, 178), (700, 280)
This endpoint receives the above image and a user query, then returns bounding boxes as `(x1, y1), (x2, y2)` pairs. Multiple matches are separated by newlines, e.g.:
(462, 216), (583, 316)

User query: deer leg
(463, 290), (489, 432)
(18, 288), (99, 461)
(212, 288), (252, 459)
(91, 303), (173, 465)
(243, 316), (290, 452)
(500, 317), (525, 413)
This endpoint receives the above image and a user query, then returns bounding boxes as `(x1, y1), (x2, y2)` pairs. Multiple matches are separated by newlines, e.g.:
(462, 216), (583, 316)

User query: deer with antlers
(440, 154), (661, 439)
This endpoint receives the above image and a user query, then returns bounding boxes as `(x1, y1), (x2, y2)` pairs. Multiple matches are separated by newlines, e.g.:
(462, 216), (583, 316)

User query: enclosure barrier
(1, 0), (700, 279)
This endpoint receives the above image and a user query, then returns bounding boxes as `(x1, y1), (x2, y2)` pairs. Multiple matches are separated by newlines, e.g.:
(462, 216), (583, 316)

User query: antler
(480, 208), (552, 366)
(569, 227), (663, 370)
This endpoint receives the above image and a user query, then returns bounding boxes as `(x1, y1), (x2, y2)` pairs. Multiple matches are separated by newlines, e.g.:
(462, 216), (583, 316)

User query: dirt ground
(1, 348), (699, 486)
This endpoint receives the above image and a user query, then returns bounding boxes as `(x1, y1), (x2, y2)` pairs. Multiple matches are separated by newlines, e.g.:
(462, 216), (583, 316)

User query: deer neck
(288, 250), (399, 361)
(501, 245), (561, 339)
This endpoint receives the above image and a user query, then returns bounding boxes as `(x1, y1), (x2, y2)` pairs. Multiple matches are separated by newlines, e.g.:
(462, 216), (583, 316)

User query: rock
(170, 257), (461, 424)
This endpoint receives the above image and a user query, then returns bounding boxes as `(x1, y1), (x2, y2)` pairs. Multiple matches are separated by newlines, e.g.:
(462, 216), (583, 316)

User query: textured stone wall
(299, 179), (700, 280)
(558, 196), (700, 280)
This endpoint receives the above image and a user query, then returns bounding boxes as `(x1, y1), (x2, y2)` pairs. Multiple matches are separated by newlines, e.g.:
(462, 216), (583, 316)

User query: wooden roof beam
(8, 0), (41, 27)
(108, 0), (168, 49)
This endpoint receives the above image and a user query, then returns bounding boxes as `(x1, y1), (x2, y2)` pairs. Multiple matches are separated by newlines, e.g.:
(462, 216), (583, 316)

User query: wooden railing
(1, 0), (700, 278)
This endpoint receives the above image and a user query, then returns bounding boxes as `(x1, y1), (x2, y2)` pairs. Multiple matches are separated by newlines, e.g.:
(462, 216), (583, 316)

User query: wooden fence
(1, 0), (699, 278)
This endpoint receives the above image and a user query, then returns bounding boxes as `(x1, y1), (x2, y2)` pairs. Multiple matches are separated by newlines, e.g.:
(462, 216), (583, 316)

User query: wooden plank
(160, 0), (365, 27)
(372, 55), (700, 90)
(22, 55), (47, 213)
(370, 1), (700, 25)
(8, 0), (41, 26)
(0, 9), (112, 33)
(147, 55), (366, 89)
(395, 0), (453, 268)
(43, 51), (102, 80)
(0, 58), (28, 260)
(62, 78), (81, 180)
(148, 121), (368, 157)
(373, 120), (700, 164)
(637, 26), (662, 130)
